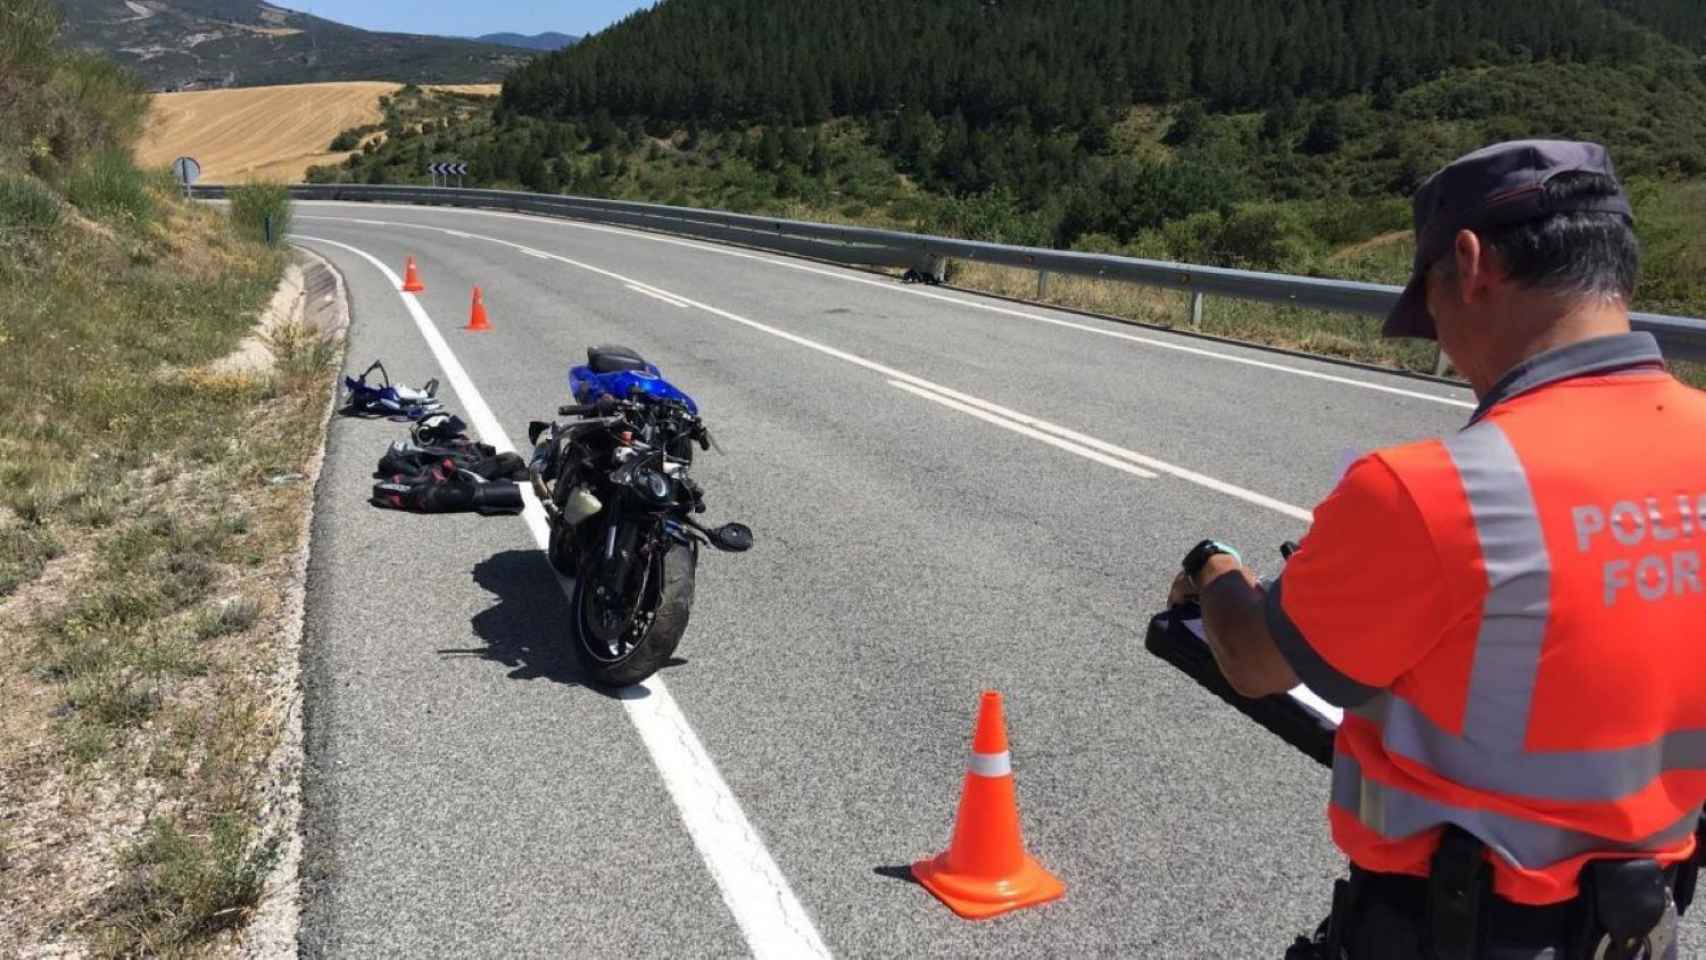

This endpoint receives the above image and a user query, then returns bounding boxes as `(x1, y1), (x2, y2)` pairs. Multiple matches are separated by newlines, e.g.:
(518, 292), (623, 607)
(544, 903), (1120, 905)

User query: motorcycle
(527, 345), (753, 687)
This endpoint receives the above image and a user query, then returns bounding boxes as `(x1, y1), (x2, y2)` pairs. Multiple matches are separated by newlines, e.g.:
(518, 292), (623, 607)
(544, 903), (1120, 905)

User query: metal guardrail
(197, 183), (1706, 364)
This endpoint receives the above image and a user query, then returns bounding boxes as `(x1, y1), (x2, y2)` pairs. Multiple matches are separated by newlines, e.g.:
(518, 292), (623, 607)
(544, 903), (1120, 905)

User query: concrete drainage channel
(238, 250), (350, 960)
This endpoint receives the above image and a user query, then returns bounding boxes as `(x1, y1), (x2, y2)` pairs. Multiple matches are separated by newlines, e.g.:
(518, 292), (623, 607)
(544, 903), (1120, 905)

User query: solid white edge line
(625, 283), (690, 308)
(298, 218), (1314, 524)
(296, 207), (1474, 410)
(891, 381), (1158, 479)
(292, 233), (834, 960)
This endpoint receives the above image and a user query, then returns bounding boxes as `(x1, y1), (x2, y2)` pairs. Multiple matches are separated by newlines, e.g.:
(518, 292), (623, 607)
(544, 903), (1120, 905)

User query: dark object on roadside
(368, 407), (526, 515)
(370, 460), (523, 515)
(376, 439), (526, 483)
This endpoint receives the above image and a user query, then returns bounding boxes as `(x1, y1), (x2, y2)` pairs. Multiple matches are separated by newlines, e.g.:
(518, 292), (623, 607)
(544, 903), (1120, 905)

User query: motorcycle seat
(588, 344), (648, 374)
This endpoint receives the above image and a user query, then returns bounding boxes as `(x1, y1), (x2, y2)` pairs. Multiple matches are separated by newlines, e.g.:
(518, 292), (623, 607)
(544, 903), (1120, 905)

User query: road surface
(286, 202), (1696, 958)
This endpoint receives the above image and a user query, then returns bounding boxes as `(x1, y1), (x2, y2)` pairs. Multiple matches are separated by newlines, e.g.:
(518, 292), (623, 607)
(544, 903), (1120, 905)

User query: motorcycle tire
(571, 541), (696, 687)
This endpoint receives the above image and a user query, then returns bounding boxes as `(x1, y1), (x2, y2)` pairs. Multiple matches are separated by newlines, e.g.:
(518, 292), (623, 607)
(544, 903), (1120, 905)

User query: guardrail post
(1190, 291), (1204, 330)
(1038, 270), (1050, 299)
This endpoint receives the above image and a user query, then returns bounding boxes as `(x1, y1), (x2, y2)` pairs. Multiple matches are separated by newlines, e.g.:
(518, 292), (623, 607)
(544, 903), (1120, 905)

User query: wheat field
(138, 81), (500, 184)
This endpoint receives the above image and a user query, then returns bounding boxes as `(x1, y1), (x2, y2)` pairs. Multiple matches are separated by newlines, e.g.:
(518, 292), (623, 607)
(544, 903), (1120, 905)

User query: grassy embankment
(1, 1), (339, 953)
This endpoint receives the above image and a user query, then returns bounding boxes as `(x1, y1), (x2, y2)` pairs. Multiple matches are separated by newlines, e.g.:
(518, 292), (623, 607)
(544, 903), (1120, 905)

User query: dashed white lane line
(297, 207), (1475, 411)
(891, 380), (1159, 479)
(300, 219), (1316, 524)
(293, 233), (835, 960)
(625, 283), (690, 308)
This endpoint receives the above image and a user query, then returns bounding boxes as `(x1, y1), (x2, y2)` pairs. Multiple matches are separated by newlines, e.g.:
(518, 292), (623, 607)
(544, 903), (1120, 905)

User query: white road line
(625, 283), (690, 308)
(297, 207), (1474, 410)
(299, 221), (1314, 524)
(521, 247), (553, 259)
(888, 380), (1312, 522)
(292, 234), (834, 960)
(890, 381), (1159, 479)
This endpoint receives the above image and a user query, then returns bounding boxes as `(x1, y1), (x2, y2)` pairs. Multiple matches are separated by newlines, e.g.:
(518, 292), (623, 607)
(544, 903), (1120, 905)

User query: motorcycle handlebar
(558, 396), (630, 418)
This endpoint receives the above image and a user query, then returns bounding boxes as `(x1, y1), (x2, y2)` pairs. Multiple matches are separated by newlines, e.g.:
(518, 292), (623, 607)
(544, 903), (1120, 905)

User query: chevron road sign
(427, 161), (469, 186)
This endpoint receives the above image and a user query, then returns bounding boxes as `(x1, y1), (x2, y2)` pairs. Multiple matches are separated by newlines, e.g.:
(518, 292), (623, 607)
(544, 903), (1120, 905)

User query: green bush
(64, 148), (151, 224)
(227, 182), (292, 246)
(2, 0), (148, 175)
(0, 174), (60, 228)
(1214, 203), (1322, 272)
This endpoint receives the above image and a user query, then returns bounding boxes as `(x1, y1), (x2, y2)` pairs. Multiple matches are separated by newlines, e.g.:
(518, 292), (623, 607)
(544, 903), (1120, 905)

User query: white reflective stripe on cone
(968, 751), (1012, 777)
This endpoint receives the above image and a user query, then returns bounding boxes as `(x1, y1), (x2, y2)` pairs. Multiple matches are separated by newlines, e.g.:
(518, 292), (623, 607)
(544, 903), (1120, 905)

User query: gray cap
(1384, 140), (1634, 340)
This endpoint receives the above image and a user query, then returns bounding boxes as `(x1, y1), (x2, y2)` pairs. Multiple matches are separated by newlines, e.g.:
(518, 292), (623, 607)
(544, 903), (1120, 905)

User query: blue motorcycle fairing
(568, 363), (699, 416)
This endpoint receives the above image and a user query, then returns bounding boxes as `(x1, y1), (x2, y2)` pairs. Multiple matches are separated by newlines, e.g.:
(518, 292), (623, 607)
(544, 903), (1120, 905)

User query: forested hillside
(503, 0), (1694, 123)
(317, 0), (1706, 373)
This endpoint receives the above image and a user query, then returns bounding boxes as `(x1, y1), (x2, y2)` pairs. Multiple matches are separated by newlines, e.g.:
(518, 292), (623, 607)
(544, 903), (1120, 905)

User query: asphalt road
(288, 202), (1700, 958)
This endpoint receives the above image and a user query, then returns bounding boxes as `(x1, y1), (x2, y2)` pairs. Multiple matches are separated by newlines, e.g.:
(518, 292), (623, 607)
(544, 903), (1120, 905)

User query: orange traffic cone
(912, 690), (1064, 919)
(401, 256), (425, 293)
(465, 286), (491, 331)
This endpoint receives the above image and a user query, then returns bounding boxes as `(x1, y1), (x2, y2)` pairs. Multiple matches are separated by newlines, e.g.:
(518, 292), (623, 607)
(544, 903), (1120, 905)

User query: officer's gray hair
(1434, 172), (1640, 304)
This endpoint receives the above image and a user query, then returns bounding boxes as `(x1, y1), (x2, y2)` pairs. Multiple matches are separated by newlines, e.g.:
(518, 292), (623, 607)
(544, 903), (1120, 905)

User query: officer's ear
(1450, 229), (1499, 305)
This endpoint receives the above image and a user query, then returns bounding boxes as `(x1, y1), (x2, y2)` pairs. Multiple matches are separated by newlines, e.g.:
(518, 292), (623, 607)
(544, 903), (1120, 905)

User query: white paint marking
(521, 247), (553, 259)
(892, 381), (1158, 479)
(297, 219), (1314, 523)
(625, 283), (690, 309)
(292, 234), (834, 960)
(889, 380), (1311, 521)
(298, 207), (1473, 410)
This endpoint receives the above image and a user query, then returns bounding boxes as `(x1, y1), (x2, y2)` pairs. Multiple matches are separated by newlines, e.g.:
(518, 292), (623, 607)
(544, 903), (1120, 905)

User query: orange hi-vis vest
(1268, 333), (1706, 905)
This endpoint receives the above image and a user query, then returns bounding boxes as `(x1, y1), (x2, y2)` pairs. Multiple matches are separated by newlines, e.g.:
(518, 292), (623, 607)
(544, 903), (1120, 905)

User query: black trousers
(1283, 870), (1682, 960)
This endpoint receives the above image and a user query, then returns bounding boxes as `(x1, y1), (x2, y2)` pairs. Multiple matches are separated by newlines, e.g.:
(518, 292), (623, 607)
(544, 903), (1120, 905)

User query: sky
(291, 1), (656, 39)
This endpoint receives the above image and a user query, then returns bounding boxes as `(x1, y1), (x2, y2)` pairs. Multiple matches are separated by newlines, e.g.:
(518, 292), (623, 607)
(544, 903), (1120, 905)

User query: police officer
(1168, 141), (1706, 959)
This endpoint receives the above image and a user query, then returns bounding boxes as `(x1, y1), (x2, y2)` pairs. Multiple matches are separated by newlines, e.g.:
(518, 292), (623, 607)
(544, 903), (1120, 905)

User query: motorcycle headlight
(631, 468), (674, 505)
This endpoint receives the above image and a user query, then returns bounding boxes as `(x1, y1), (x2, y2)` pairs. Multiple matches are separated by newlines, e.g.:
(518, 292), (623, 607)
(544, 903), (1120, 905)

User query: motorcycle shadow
(440, 549), (686, 700)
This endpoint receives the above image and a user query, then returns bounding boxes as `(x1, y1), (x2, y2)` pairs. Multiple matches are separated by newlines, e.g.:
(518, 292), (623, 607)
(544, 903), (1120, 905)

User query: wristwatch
(1182, 539), (1242, 586)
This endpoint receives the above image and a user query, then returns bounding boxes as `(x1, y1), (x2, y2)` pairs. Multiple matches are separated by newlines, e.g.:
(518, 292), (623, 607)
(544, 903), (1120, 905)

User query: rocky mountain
(476, 32), (579, 52)
(59, 0), (535, 90)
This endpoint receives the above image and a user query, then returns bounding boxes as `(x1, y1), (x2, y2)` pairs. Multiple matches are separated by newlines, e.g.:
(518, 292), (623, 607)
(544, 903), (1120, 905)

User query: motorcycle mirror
(709, 522), (753, 552)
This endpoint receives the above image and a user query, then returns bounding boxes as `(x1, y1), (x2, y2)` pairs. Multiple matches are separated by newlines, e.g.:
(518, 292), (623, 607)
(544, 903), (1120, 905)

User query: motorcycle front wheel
(571, 539), (696, 687)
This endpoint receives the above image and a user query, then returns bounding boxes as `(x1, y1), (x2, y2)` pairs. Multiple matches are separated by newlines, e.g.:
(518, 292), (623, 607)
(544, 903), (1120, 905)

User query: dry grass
(945, 259), (1445, 374)
(426, 84), (502, 97)
(138, 81), (400, 183)
(138, 82), (502, 184)
(0, 176), (341, 955)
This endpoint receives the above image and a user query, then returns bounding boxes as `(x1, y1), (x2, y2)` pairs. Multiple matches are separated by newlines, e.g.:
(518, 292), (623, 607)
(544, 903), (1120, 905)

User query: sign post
(171, 156), (202, 199)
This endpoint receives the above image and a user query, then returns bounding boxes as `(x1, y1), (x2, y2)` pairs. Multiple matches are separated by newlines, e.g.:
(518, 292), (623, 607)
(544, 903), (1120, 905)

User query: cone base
(910, 851), (1064, 920)
(402, 283), (424, 293)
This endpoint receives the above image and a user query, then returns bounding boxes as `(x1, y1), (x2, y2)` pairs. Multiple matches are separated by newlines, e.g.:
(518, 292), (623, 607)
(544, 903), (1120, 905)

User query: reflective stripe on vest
(1331, 419), (1706, 859)
(1333, 751), (1700, 868)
